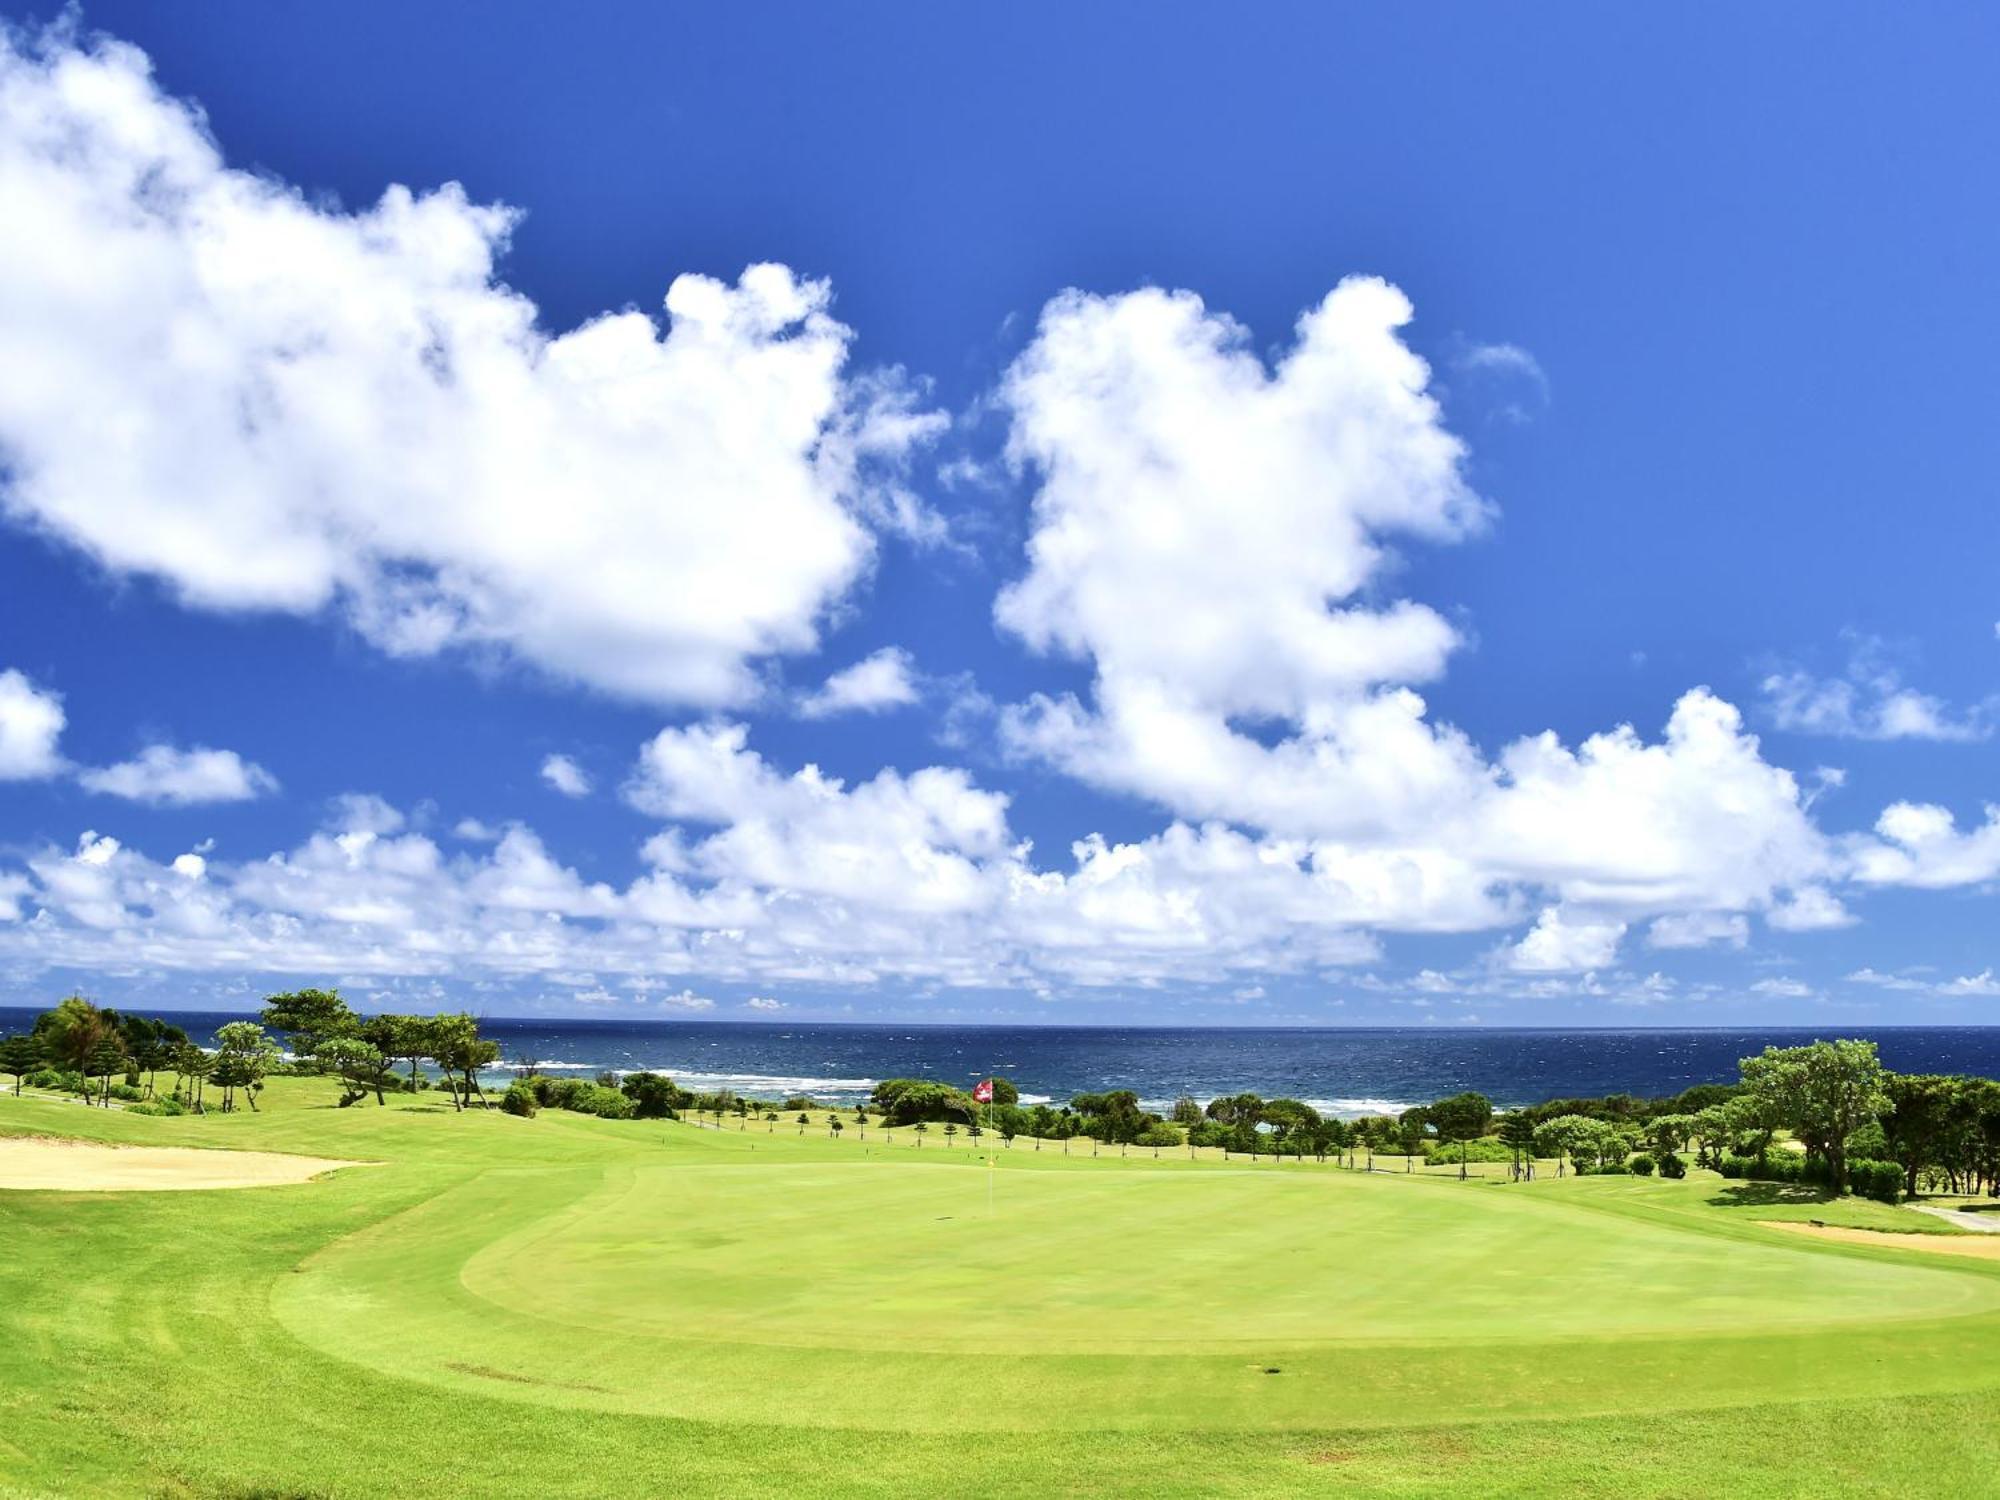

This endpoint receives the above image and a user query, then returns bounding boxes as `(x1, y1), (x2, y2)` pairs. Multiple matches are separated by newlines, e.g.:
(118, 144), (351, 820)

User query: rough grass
(5, 1080), (2000, 1497)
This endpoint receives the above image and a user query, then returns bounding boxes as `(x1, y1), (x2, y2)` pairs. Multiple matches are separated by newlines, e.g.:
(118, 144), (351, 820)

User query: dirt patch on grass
(1759, 1220), (2000, 1260)
(447, 1361), (607, 1393)
(0, 1135), (363, 1191)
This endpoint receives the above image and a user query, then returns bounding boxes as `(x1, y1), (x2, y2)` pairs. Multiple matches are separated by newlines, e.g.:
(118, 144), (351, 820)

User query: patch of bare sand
(0, 1135), (364, 1191)
(1759, 1220), (2000, 1260)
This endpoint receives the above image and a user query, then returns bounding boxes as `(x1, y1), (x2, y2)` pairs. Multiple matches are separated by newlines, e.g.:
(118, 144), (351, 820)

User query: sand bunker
(0, 1135), (364, 1191)
(1760, 1220), (2000, 1261)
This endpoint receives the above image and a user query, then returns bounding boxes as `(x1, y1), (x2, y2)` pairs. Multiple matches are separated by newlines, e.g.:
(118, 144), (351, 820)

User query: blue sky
(0, 3), (1996, 1024)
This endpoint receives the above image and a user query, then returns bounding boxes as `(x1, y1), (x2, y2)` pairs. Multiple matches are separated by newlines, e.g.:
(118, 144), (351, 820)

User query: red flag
(973, 1079), (994, 1103)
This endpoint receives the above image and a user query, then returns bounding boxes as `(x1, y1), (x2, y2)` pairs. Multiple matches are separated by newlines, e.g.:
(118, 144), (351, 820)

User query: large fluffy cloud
(0, 27), (939, 706)
(994, 282), (1842, 970)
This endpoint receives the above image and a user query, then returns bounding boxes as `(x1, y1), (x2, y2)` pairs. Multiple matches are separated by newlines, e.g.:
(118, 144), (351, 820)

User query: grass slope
(4, 1081), (2000, 1497)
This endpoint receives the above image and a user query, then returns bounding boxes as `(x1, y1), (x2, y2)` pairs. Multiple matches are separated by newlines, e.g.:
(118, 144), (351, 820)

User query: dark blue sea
(8, 1010), (2000, 1116)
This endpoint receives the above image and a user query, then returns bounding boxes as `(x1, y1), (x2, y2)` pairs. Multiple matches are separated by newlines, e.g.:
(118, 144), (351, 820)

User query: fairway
(8, 1084), (2000, 1494)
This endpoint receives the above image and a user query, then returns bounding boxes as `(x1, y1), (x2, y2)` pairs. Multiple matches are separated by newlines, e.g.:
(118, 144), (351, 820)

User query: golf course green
(5, 1079), (2000, 1497)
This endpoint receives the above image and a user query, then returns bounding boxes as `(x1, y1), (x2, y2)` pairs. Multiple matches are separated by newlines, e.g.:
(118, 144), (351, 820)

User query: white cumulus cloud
(796, 646), (920, 718)
(77, 744), (276, 806)
(0, 27), (940, 707)
(0, 667), (64, 779)
(1761, 636), (1990, 742)
(1502, 907), (1627, 974)
(540, 754), (592, 798)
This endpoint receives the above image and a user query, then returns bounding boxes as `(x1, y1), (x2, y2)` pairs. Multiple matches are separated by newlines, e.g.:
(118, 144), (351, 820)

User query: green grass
(4, 1081), (2000, 1497)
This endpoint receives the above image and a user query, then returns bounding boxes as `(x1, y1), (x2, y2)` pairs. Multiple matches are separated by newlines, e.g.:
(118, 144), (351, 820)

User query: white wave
(1303, 1097), (1415, 1118)
(627, 1067), (878, 1095)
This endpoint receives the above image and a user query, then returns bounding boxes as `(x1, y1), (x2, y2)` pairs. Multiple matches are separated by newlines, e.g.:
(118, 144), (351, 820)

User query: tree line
(5, 999), (1995, 1205)
(0, 990), (502, 1114)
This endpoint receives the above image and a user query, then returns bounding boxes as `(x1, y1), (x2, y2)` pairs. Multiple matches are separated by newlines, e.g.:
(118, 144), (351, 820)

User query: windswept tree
(212, 1022), (281, 1112)
(1740, 1040), (1889, 1196)
(427, 1014), (498, 1110)
(368, 1014), (432, 1094)
(260, 988), (359, 1062)
(317, 1036), (393, 1106)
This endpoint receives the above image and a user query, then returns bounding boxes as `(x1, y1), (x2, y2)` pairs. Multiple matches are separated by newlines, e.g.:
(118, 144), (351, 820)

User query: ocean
(8, 1010), (2000, 1116)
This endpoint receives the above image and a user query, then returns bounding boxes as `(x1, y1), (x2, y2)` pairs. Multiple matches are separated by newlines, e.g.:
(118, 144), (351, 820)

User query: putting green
(272, 1136), (2000, 1431)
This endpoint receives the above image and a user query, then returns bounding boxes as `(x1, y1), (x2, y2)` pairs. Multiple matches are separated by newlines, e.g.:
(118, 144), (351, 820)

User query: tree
(830, 1117), (844, 1142)
(870, 1078), (979, 1126)
(621, 1073), (688, 1119)
(260, 988), (358, 1060)
(369, 1014), (431, 1094)
(0, 1033), (41, 1094)
(173, 1040), (213, 1111)
(86, 1037), (126, 1106)
(913, 1121), (928, 1148)
(943, 1122), (958, 1147)
(1740, 1040), (1889, 1196)
(854, 1107), (868, 1140)
(38, 995), (111, 1089)
(1884, 1074), (1964, 1197)
(1533, 1115), (1602, 1177)
(317, 1037), (392, 1106)
(426, 1014), (498, 1110)
(1205, 1092), (1265, 1126)
(1497, 1112), (1537, 1180)
(1430, 1092), (1493, 1180)
(212, 1022), (281, 1112)
(796, 1112), (810, 1135)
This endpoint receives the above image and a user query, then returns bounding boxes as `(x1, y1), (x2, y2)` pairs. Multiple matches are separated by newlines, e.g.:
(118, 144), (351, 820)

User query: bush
(500, 1081), (538, 1118)
(1719, 1151), (1899, 1202)
(1578, 1162), (1630, 1176)
(1424, 1136), (1513, 1164)
(1628, 1153), (1656, 1176)
(620, 1072), (689, 1119)
(126, 1097), (186, 1117)
(1849, 1158), (1902, 1204)
(107, 1082), (143, 1102)
(1657, 1152), (1687, 1179)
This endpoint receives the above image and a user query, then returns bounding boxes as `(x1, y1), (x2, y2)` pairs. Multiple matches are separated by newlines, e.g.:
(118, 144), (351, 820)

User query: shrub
(1426, 1136), (1513, 1164)
(1848, 1158), (1902, 1204)
(620, 1072), (689, 1119)
(1657, 1152), (1687, 1179)
(126, 1097), (186, 1117)
(107, 1082), (143, 1102)
(1578, 1161), (1630, 1176)
(1133, 1124), (1182, 1149)
(1628, 1153), (1656, 1176)
(582, 1087), (634, 1120)
(501, 1081), (538, 1118)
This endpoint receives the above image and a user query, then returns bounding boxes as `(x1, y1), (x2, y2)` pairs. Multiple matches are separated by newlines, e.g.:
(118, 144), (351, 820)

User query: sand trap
(1760, 1220), (2000, 1261)
(0, 1135), (363, 1191)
